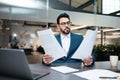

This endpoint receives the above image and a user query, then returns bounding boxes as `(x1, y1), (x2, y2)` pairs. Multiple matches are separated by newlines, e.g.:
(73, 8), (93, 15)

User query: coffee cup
(110, 55), (118, 67)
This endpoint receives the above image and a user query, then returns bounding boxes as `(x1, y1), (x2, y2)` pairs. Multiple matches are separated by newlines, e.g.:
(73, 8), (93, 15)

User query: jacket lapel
(67, 33), (74, 56)
(56, 34), (62, 46)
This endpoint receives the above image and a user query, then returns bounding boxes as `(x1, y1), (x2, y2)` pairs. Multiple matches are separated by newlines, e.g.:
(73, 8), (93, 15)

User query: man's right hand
(43, 54), (53, 65)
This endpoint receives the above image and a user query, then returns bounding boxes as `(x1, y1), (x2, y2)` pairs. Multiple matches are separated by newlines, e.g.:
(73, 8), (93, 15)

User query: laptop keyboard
(32, 73), (44, 80)
(32, 70), (50, 80)
(32, 73), (42, 77)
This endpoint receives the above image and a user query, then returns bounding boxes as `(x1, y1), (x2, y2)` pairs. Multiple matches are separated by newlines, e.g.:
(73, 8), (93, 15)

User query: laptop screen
(0, 48), (50, 80)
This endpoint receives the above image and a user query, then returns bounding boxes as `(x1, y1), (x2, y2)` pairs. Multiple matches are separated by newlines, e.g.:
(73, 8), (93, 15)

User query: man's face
(57, 18), (71, 35)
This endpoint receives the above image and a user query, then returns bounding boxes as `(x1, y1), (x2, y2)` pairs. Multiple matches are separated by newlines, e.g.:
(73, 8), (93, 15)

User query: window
(102, 0), (120, 14)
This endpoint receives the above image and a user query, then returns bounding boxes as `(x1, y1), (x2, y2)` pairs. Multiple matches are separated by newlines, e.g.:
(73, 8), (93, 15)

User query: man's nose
(65, 23), (69, 26)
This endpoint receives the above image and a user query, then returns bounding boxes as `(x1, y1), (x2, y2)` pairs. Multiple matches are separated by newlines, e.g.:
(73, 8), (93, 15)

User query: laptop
(0, 48), (50, 80)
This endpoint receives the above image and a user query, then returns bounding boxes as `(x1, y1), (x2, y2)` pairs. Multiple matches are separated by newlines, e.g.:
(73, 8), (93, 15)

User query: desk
(0, 61), (120, 80)
(38, 61), (120, 80)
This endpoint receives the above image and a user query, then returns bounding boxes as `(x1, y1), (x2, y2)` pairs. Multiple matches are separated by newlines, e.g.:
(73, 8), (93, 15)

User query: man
(43, 13), (95, 66)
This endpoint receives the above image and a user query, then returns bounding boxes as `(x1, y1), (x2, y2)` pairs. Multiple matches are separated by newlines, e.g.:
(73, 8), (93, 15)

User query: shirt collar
(61, 33), (70, 40)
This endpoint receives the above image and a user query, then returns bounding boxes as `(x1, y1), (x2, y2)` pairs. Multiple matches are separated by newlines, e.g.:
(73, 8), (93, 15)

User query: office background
(0, 0), (120, 62)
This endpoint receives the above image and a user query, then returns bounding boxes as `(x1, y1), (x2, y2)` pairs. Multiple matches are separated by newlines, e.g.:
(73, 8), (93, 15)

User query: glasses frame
(59, 21), (72, 26)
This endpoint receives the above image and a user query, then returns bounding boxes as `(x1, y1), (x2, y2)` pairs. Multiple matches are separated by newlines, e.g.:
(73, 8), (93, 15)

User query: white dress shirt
(61, 33), (70, 53)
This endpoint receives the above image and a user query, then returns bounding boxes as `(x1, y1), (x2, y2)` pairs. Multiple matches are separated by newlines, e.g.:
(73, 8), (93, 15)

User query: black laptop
(0, 48), (50, 80)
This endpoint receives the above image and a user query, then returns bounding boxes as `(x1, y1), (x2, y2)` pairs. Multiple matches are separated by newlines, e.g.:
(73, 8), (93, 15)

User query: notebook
(0, 48), (50, 80)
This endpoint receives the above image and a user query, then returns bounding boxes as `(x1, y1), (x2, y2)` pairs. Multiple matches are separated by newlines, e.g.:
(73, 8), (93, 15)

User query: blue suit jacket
(52, 32), (85, 63)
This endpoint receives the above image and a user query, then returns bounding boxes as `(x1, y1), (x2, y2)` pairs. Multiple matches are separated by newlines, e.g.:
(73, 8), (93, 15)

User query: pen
(99, 77), (117, 79)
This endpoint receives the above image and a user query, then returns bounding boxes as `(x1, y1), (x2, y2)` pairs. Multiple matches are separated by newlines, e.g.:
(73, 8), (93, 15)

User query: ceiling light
(103, 28), (120, 32)
(112, 33), (120, 35)
(71, 25), (87, 30)
(116, 13), (120, 15)
(13, 33), (17, 37)
(5, 27), (10, 30)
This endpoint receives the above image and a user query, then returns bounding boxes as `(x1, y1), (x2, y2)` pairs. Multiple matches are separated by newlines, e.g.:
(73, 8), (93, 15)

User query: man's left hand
(83, 56), (93, 67)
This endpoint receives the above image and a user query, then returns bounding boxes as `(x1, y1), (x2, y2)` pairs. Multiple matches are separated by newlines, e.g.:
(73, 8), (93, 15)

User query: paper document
(51, 66), (79, 74)
(72, 27), (98, 60)
(37, 29), (66, 62)
(73, 69), (120, 80)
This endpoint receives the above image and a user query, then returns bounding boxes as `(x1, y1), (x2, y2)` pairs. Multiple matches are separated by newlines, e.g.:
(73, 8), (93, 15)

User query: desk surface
(0, 61), (120, 80)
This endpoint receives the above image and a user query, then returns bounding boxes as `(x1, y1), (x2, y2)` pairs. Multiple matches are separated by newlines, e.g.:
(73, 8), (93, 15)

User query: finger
(43, 55), (53, 64)
(83, 59), (93, 66)
(43, 54), (52, 59)
(43, 54), (49, 57)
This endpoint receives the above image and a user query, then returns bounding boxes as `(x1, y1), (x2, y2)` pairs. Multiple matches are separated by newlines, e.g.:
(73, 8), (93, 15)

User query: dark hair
(57, 13), (70, 24)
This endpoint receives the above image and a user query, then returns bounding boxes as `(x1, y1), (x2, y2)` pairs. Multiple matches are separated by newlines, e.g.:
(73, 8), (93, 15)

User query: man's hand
(43, 54), (53, 65)
(83, 56), (93, 67)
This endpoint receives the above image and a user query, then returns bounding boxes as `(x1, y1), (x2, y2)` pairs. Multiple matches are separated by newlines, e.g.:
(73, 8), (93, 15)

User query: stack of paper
(37, 29), (67, 62)
(73, 69), (120, 80)
(72, 27), (98, 60)
(51, 66), (79, 74)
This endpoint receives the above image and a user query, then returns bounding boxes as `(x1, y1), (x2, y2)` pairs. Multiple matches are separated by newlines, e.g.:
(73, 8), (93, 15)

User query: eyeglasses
(59, 21), (71, 26)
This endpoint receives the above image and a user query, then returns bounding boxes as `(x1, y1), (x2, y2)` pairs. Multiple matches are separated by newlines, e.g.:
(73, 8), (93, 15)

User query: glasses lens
(60, 21), (71, 26)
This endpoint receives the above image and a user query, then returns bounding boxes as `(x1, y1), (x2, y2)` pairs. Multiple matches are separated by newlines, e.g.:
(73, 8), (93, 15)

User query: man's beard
(61, 27), (70, 34)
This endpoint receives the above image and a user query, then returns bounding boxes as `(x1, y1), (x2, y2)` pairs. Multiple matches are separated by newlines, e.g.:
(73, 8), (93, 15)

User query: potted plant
(93, 45), (109, 61)
(93, 44), (120, 61)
